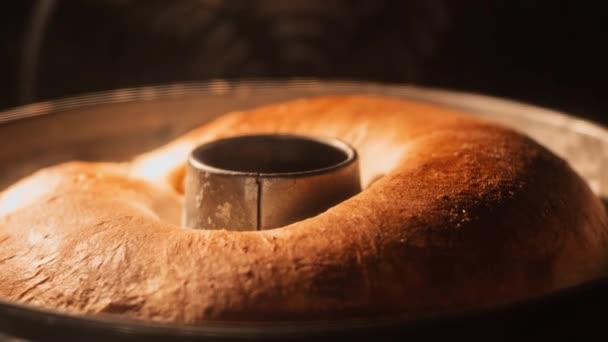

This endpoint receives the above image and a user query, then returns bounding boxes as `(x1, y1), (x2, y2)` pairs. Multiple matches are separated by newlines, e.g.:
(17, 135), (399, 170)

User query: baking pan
(0, 80), (607, 340)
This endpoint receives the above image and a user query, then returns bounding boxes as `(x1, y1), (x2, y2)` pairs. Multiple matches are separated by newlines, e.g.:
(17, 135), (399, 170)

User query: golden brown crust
(0, 95), (607, 323)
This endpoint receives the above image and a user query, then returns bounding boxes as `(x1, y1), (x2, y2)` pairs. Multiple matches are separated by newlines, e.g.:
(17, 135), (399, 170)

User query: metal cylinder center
(184, 134), (361, 230)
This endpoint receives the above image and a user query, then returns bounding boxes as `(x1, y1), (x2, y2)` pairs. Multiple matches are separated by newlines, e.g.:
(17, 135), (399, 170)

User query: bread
(0, 95), (606, 323)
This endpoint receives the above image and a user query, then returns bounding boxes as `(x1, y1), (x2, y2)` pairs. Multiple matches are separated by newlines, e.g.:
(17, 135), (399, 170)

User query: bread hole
(191, 135), (350, 174)
(184, 134), (361, 230)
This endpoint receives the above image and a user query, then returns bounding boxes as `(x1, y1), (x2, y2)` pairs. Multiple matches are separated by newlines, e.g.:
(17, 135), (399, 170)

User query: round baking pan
(0, 80), (607, 341)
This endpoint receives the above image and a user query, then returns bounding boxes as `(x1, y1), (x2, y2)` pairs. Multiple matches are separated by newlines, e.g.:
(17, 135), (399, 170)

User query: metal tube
(184, 134), (360, 230)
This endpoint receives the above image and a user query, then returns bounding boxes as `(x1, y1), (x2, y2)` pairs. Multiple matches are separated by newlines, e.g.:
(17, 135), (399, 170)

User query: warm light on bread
(0, 95), (606, 323)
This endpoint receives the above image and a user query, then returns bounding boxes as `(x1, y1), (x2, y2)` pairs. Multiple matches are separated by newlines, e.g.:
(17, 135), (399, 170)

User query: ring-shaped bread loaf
(0, 96), (606, 323)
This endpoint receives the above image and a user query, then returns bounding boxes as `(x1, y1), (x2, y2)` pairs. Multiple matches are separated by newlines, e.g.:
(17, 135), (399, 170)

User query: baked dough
(0, 95), (606, 323)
